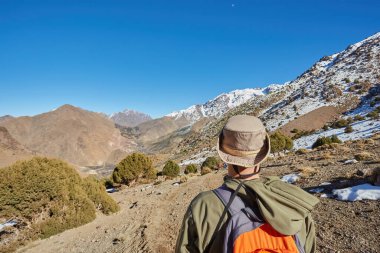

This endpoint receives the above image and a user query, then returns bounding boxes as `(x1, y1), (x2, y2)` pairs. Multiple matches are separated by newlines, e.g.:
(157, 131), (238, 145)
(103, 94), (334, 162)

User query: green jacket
(175, 176), (319, 253)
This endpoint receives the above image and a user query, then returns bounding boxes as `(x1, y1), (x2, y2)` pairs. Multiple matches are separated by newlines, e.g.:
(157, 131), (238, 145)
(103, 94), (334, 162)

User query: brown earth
(0, 127), (34, 168)
(13, 137), (380, 253)
(279, 106), (341, 136)
(0, 105), (133, 167)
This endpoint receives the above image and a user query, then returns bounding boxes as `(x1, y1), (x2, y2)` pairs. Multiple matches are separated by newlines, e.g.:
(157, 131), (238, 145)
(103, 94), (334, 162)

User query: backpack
(212, 184), (305, 253)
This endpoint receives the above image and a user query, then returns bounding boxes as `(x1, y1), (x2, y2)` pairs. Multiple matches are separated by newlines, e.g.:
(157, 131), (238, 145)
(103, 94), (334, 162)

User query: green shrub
(112, 153), (155, 185)
(354, 115), (365, 121)
(367, 110), (379, 119)
(295, 148), (309, 155)
(345, 125), (353, 133)
(184, 164), (198, 174)
(0, 157), (119, 250)
(292, 129), (315, 140)
(162, 160), (180, 177)
(330, 119), (349, 128)
(201, 156), (220, 170)
(82, 176), (119, 214)
(270, 131), (293, 153)
(331, 135), (342, 144)
(370, 101), (376, 107)
(312, 135), (342, 149)
(344, 78), (351, 83)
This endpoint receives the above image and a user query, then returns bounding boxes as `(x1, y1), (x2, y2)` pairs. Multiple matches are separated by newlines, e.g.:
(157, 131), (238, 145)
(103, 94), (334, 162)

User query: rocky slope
(0, 126), (34, 167)
(175, 32), (380, 157)
(0, 105), (133, 167)
(110, 109), (152, 127)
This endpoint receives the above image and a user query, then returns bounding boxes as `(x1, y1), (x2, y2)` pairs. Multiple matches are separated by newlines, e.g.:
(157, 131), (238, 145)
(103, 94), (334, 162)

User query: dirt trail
(17, 172), (223, 253)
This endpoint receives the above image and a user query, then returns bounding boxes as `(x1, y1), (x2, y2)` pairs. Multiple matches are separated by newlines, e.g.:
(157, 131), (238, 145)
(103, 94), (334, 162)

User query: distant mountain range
(109, 109), (152, 127)
(0, 32), (379, 169)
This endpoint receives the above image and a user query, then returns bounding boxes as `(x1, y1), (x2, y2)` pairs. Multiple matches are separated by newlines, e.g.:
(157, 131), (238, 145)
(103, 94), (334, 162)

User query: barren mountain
(110, 109), (152, 127)
(0, 115), (13, 123)
(0, 126), (33, 167)
(0, 105), (132, 166)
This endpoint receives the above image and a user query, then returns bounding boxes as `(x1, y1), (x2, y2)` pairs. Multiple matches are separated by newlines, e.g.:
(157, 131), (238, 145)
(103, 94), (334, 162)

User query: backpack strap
(213, 184), (247, 215)
(205, 182), (244, 253)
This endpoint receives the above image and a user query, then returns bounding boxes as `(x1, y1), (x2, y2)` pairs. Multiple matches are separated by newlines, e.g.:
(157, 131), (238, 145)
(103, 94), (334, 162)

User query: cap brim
(217, 133), (271, 168)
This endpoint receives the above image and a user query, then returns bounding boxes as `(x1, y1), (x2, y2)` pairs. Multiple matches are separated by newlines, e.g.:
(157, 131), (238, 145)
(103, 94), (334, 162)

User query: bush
(112, 153), (155, 185)
(331, 135), (342, 144)
(0, 157), (119, 250)
(201, 156), (220, 170)
(345, 125), (354, 133)
(330, 119), (349, 128)
(162, 160), (180, 177)
(354, 115), (365, 121)
(184, 164), (198, 174)
(82, 176), (119, 214)
(295, 148), (310, 155)
(292, 129), (315, 140)
(201, 166), (212, 175)
(367, 110), (379, 119)
(312, 135), (342, 149)
(270, 131), (293, 153)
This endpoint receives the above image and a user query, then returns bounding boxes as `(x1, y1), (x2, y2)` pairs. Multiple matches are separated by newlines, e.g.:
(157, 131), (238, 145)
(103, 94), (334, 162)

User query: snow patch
(0, 220), (17, 231)
(309, 188), (324, 193)
(281, 174), (300, 184)
(332, 184), (380, 201)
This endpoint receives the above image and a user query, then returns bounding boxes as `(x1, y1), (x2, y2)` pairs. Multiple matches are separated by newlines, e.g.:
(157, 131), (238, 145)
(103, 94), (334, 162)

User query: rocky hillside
(0, 126), (34, 167)
(175, 32), (380, 157)
(110, 109), (152, 127)
(0, 105), (133, 167)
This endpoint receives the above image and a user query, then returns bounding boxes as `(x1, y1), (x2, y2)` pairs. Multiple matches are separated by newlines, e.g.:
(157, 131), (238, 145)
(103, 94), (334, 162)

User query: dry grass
(364, 138), (376, 145)
(297, 166), (316, 177)
(354, 152), (373, 161)
(179, 176), (188, 183)
(320, 152), (334, 160)
(201, 166), (212, 175)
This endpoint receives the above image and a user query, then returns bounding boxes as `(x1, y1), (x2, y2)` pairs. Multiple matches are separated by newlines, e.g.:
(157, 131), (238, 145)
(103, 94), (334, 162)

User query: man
(176, 115), (319, 253)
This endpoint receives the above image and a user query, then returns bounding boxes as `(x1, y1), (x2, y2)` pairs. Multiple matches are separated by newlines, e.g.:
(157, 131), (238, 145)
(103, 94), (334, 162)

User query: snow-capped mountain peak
(167, 85), (286, 123)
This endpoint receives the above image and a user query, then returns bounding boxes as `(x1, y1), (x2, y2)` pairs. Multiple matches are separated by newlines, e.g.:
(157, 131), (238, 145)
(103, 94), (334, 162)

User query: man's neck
(228, 165), (260, 180)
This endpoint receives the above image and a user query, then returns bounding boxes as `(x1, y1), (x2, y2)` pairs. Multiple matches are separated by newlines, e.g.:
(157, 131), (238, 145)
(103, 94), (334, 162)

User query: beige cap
(217, 115), (270, 168)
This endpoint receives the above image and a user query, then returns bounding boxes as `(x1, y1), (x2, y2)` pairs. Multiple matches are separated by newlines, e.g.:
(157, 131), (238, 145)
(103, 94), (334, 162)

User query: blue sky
(0, 0), (379, 118)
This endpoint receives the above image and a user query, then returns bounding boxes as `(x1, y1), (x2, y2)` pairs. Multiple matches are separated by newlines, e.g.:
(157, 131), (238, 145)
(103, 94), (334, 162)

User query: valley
(1, 32), (380, 253)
